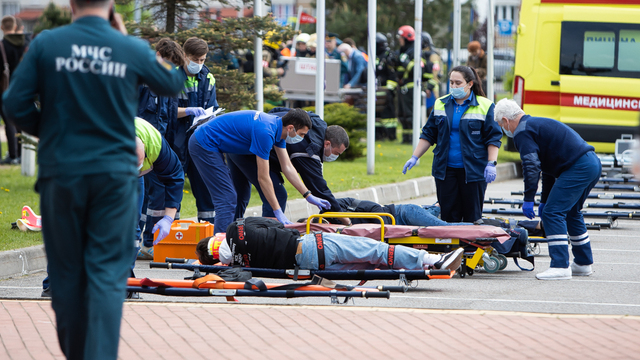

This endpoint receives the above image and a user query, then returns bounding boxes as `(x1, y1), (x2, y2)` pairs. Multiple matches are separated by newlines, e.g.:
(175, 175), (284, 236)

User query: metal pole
(254, 0), (264, 111)
(315, 0), (325, 119)
(486, 0), (495, 101)
(133, 0), (141, 35)
(366, 0), (376, 175)
(412, 0), (423, 150)
(452, 0), (461, 67)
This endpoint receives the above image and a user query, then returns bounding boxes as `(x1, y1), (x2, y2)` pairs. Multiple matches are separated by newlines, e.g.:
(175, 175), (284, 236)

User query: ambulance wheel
(483, 256), (500, 273)
(496, 254), (508, 270)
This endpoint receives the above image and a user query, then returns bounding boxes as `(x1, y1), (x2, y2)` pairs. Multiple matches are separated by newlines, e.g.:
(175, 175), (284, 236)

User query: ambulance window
(583, 31), (615, 69)
(618, 30), (640, 72)
(561, 22), (640, 79)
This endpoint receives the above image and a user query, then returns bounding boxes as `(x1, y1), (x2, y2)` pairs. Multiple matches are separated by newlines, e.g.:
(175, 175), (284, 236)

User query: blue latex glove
(522, 201), (535, 219)
(185, 107), (206, 117)
(152, 215), (173, 245)
(484, 163), (497, 183)
(306, 194), (331, 210)
(273, 208), (292, 225)
(403, 156), (418, 174)
(538, 202), (545, 217)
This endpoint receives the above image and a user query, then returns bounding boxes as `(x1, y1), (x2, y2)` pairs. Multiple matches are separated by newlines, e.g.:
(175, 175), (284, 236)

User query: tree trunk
(166, 0), (176, 33)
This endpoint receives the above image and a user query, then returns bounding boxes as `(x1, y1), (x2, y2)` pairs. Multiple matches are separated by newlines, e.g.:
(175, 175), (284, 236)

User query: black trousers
(435, 167), (487, 222)
(40, 172), (137, 360)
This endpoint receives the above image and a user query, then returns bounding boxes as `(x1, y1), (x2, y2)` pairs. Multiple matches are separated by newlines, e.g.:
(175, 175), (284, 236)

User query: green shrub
(503, 66), (514, 93)
(302, 103), (366, 161)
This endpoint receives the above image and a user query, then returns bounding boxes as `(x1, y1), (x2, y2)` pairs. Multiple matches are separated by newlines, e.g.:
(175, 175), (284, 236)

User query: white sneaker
(536, 267), (572, 280)
(571, 262), (593, 276)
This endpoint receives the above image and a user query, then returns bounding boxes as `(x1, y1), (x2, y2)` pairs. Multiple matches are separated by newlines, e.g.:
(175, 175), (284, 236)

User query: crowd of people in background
(209, 26), (483, 145)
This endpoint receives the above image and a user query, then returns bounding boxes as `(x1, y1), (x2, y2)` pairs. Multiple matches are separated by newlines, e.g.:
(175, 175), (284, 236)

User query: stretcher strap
(192, 273), (235, 301)
(230, 218), (247, 266)
(244, 278), (268, 291)
(513, 256), (535, 271)
(387, 245), (396, 269)
(314, 231), (326, 270)
(192, 274), (225, 288)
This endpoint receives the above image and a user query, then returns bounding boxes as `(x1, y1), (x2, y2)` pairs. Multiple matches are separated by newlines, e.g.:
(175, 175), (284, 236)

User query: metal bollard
(19, 133), (38, 177)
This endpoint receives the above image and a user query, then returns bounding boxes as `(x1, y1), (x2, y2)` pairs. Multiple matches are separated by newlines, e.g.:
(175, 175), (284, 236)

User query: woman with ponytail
(402, 65), (502, 223)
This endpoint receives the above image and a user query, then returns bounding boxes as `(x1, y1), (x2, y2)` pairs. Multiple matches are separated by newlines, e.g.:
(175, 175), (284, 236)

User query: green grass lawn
(0, 137), (520, 251)
(0, 141), (43, 251)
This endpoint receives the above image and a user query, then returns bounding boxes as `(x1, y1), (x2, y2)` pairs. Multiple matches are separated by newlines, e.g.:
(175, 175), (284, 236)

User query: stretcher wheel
(483, 256), (500, 273)
(496, 254), (508, 271)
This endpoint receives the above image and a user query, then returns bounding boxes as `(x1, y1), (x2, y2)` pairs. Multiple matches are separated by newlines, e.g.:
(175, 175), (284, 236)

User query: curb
(0, 245), (47, 280)
(0, 162), (520, 280)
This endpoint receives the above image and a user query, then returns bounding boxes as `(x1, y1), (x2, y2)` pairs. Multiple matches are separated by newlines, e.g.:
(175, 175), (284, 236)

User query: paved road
(2, 178), (639, 315)
(2, 178), (640, 359)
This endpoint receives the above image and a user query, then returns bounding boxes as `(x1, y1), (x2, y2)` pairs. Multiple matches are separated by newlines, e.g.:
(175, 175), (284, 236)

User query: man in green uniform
(1, 0), (184, 358)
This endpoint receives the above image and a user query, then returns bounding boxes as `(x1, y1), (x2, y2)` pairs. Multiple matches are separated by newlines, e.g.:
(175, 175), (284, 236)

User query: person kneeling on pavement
(195, 217), (464, 271)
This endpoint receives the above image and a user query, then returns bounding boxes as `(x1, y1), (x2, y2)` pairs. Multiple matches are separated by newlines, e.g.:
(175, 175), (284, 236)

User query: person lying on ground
(195, 217), (464, 272)
(320, 197), (546, 236)
(323, 198), (472, 226)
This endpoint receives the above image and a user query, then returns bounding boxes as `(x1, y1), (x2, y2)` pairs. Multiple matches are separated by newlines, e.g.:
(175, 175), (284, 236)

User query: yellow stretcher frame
(305, 212), (500, 272)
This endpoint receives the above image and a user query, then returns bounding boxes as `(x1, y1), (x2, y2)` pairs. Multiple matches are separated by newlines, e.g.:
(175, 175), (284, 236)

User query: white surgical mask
(323, 153), (339, 162)
(502, 120), (514, 138)
(323, 144), (339, 162)
(285, 129), (304, 144)
(187, 60), (203, 75)
(450, 85), (468, 99)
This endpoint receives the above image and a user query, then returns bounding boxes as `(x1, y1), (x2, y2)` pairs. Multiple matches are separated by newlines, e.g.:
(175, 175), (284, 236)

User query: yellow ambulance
(513, 0), (640, 153)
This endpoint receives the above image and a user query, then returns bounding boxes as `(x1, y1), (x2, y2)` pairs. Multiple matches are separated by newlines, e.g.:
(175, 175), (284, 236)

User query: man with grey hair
(494, 98), (601, 280)
(338, 42), (367, 88)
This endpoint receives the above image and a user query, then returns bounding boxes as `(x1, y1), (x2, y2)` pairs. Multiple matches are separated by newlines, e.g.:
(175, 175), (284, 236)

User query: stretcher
(150, 261), (454, 289)
(483, 208), (640, 220)
(486, 198), (640, 211)
(290, 212), (514, 277)
(512, 191), (640, 199)
(126, 275), (392, 304)
(598, 177), (639, 184)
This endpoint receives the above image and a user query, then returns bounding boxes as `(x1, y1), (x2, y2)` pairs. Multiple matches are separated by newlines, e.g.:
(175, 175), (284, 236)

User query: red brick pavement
(1, 300), (640, 360)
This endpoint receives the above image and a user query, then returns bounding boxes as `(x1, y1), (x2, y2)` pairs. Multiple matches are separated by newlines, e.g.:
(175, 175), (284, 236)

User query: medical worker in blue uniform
(403, 65), (502, 223)
(494, 99), (600, 280)
(189, 109), (331, 233)
(228, 107), (349, 223)
(166, 37), (218, 226)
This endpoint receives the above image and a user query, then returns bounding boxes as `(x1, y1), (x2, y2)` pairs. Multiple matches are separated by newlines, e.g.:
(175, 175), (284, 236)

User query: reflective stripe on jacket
(420, 93), (502, 182)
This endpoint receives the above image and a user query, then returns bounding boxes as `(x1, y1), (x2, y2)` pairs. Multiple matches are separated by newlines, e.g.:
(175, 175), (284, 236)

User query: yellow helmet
(263, 30), (282, 50)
